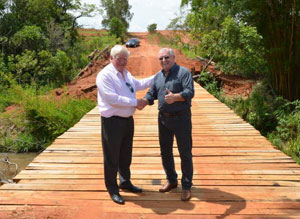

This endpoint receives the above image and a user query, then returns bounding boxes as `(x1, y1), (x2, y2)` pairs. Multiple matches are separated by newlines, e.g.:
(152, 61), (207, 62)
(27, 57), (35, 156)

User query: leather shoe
(120, 183), (142, 193)
(159, 182), (178, 193)
(181, 189), (191, 201)
(110, 193), (125, 204)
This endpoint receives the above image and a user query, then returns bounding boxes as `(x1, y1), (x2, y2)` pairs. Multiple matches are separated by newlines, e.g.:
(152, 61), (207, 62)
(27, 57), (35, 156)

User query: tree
(167, 9), (189, 31)
(0, 0), (96, 88)
(242, 0), (300, 101)
(181, 0), (300, 101)
(109, 17), (126, 42)
(100, 0), (133, 30)
(147, 23), (157, 33)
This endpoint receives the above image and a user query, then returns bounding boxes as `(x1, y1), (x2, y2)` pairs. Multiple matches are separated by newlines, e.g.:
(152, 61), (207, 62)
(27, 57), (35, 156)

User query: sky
(76, 0), (184, 32)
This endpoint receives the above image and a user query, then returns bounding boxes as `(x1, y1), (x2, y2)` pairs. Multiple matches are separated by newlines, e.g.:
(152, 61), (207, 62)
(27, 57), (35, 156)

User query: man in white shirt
(96, 45), (154, 204)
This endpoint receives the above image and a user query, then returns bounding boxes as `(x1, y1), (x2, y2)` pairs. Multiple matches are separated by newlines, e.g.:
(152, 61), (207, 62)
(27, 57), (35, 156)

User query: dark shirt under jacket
(145, 63), (194, 113)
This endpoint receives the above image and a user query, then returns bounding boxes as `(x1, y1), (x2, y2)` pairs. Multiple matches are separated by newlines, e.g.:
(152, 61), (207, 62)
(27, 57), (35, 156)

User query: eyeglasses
(159, 56), (170, 61)
(125, 82), (134, 93)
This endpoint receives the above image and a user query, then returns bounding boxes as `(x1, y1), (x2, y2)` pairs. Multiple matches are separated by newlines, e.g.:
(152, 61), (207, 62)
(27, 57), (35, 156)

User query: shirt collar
(161, 63), (178, 76)
(109, 63), (128, 76)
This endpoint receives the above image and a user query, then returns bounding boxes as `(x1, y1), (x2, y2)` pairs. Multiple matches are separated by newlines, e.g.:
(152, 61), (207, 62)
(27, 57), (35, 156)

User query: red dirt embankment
(55, 31), (254, 100)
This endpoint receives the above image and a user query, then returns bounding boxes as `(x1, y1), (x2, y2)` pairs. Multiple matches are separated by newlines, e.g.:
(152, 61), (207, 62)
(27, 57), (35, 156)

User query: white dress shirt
(96, 63), (154, 118)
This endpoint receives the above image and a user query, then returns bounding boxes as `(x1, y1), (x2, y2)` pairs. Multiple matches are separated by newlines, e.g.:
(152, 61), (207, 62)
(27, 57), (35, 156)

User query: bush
(0, 84), (95, 153)
(228, 82), (277, 135)
(147, 23), (157, 33)
(197, 71), (222, 98)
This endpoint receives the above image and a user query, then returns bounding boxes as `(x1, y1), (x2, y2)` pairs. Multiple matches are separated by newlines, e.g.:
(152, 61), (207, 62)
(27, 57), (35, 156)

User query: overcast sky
(76, 0), (184, 32)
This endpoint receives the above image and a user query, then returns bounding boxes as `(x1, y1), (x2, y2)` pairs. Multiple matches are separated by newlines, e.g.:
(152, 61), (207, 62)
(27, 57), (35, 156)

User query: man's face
(111, 52), (128, 73)
(158, 49), (175, 72)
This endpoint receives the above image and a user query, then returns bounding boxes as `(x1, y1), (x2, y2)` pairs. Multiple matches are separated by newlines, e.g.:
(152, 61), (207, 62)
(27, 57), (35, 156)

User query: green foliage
(270, 99), (300, 142)
(167, 8), (189, 31)
(182, 0), (300, 101)
(100, 0), (133, 29)
(197, 71), (222, 98)
(0, 0), (97, 89)
(289, 135), (300, 160)
(0, 1), (111, 154)
(185, 3), (226, 38)
(85, 32), (120, 51)
(11, 25), (49, 52)
(0, 84), (96, 153)
(7, 49), (72, 87)
(267, 102), (300, 163)
(147, 23), (157, 33)
(228, 83), (277, 135)
(195, 16), (266, 78)
(44, 50), (72, 86)
(8, 50), (38, 85)
(199, 73), (300, 162)
(23, 95), (95, 148)
(109, 17), (126, 42)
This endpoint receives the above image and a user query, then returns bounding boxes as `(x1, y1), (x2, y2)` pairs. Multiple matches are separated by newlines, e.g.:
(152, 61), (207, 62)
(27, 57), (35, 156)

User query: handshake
(136, 98), (148, 110)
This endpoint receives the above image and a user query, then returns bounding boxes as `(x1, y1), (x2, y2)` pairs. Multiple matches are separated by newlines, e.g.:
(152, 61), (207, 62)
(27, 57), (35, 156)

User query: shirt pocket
(167, 78), (182, 93)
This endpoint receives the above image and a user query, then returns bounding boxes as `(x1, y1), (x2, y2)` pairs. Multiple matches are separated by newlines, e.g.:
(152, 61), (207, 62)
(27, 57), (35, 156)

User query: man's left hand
(165, 88), (175, 104)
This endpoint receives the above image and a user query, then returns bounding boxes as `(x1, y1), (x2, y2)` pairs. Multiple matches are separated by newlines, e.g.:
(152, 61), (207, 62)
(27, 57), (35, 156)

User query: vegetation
(109, 17), (126, 42)
(0, 1), (119, 153)
(100, 0), (133, 32)
(0, 0), (97, 89)
(197, 72), (300, 163)
(147, 23), (157, 33)
(0, 84), (95, 153)
(181, 0), (300, 101)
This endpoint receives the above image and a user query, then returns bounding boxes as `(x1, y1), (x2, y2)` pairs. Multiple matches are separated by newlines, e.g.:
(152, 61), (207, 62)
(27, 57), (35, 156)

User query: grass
(0, 84), (95, 152)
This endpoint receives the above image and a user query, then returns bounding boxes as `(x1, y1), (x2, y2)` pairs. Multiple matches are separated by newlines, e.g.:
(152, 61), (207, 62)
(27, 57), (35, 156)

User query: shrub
(229, 82), (277, 135)
(0, 84), (95, 152)
(147, 23), (157, 33)
(197, 71), (222, 98)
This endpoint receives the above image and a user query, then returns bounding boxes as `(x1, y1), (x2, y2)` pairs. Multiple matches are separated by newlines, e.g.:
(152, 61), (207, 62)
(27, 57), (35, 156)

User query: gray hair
(110, 45), (130, 58)
(159, 48), (175, 56)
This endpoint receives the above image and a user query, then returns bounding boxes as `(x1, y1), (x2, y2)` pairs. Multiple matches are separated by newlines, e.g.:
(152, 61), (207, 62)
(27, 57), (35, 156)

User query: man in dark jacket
(139, 48), (194, 201)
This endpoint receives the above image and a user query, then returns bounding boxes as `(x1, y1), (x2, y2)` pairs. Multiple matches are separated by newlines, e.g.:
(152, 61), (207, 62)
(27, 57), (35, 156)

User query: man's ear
(110, 55), (113, 61)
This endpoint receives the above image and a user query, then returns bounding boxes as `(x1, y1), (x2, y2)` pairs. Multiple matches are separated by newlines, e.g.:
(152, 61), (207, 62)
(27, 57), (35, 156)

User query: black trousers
(158, 110), (193, 190)
(101, 116), (134, 195)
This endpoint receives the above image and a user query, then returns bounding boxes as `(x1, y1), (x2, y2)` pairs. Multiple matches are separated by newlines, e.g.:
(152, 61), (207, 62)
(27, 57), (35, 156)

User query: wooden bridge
(1, 83), (300, 218)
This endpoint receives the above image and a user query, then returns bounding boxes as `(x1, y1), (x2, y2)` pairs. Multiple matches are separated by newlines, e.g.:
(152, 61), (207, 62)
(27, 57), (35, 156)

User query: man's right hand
(136, 98), (149, 110)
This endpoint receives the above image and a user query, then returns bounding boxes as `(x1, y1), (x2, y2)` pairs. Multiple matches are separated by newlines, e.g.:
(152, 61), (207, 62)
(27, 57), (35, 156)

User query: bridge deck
(1, 83), (300, 218)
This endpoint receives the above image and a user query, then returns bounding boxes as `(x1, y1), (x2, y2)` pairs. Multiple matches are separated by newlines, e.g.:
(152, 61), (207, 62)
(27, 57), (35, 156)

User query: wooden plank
(1, 82), (300, 218)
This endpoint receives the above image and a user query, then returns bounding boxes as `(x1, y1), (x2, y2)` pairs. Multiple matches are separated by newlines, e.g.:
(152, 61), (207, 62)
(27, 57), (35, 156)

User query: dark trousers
(158, 111), (193, 190)
(101, 116), (134, 195)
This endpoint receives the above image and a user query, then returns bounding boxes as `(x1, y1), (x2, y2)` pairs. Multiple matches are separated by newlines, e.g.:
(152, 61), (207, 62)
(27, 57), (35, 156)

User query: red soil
(55, 31), (253, 101)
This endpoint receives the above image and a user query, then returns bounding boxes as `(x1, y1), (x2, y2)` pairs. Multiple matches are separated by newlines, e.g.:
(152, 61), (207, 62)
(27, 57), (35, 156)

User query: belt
(160, 111), (185, 118)
(111, 116), (133, 120)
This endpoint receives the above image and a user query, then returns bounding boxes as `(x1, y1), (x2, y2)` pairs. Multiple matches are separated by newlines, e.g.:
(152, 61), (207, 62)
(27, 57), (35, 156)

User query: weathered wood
(1, 82), (300, 218)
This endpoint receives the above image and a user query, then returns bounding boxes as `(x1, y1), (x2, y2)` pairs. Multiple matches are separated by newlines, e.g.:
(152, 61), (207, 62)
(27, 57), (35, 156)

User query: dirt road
(61, 32), (202, 100)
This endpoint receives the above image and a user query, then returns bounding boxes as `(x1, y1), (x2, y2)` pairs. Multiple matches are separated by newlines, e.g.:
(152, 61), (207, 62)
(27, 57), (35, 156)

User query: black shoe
(120, 183), (142, 193)
(110, 193), (125, 204)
